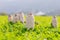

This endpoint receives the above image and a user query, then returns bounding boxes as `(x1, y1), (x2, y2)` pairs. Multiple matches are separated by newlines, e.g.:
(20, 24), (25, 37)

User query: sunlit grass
(0, 15), (60, 40)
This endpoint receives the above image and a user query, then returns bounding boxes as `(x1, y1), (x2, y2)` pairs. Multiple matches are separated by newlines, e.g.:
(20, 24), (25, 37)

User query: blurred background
(0, 0), (60, 15)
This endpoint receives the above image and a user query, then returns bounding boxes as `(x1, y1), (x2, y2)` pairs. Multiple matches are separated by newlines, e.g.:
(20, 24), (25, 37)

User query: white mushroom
(13, 14), (19, 23)
(26, 12), (34, 30)
(51, 16), (57, 27)
(8, 15), (13, 22)
(18, 12), (25, 23)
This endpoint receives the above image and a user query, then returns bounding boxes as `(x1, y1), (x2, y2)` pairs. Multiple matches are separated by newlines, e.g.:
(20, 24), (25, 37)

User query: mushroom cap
(15, 14), (18, 16)
(29, 12), (33, 15)
(53, 16), (56, 18)
(8, 15), (12, 17)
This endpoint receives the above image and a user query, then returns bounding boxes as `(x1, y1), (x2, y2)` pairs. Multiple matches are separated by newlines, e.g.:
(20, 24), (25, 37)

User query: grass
(0, 15), (60, 40)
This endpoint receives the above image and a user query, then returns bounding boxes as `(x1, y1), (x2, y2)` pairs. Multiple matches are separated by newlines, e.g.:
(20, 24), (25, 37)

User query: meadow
(0, 16), (60, 40)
